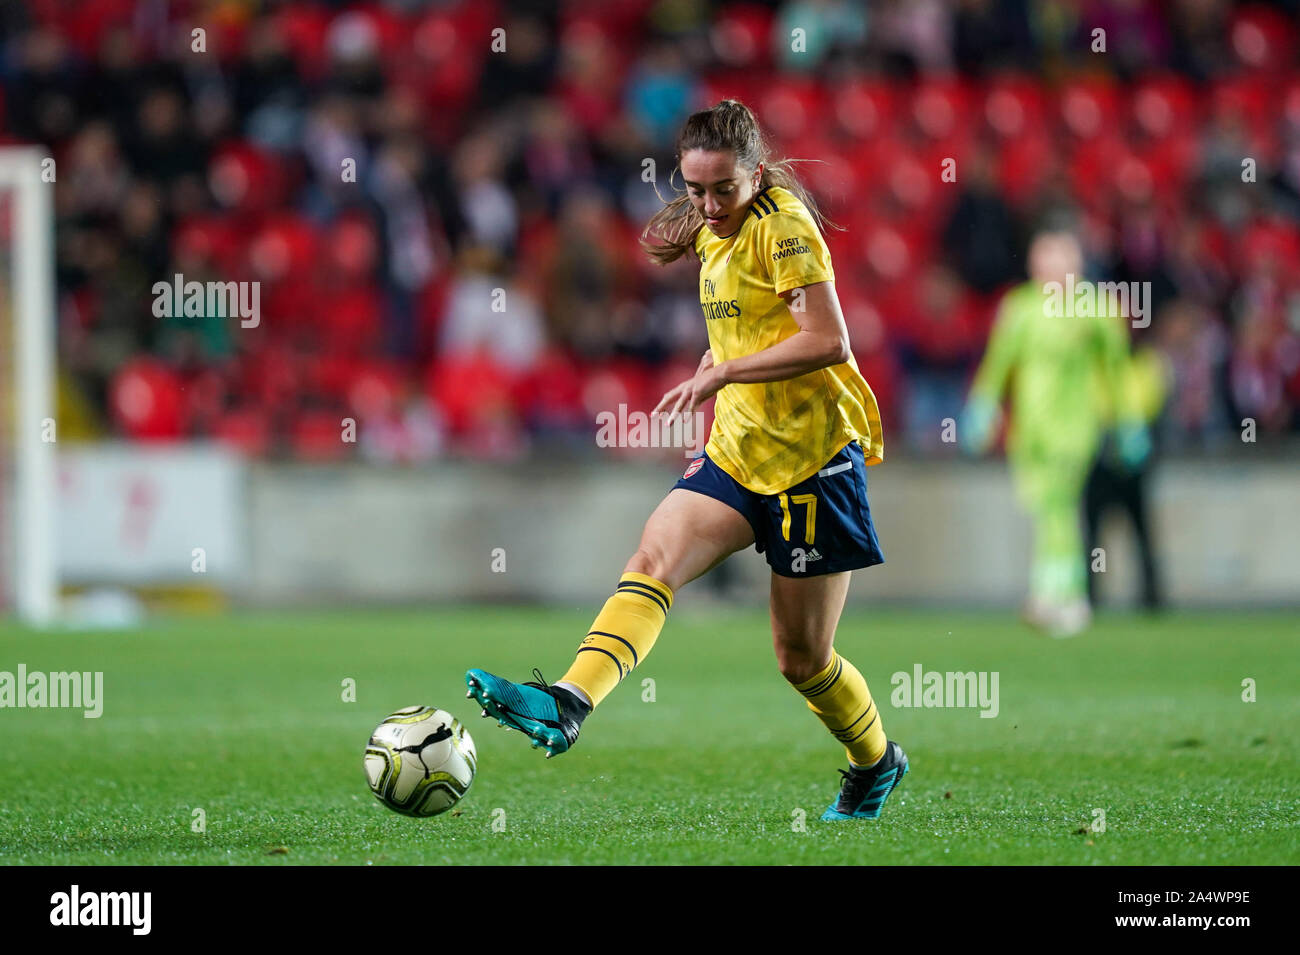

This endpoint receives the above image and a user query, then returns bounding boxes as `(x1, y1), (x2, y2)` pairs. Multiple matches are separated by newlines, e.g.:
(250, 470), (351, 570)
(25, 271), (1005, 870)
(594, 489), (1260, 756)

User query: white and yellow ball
(364, 706), (477, 817)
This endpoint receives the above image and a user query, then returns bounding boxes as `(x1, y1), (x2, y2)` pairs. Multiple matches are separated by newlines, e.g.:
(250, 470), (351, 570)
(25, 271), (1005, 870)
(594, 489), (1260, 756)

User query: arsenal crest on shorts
(682, 457), (704, 479)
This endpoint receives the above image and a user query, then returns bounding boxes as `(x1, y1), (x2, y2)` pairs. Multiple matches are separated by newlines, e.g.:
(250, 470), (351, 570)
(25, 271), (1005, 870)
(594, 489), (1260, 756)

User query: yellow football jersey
(693, 184), (883, 494)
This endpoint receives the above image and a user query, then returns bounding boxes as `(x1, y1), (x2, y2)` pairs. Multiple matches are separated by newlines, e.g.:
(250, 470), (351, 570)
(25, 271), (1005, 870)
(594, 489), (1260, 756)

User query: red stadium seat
(884, 151), (937, 215)
(301, 353), (358, 403)
(553, 20), (627, 136)
(845, 136), (905, 197)
(324, 215), (378, 280)
(1139, 132), (1199, 209)
(1237, 219), (1300, 275)
(697, 71), (765, 114)
(109, 359), (186, 442)
(1114, 152), (1156, 205)
(213, 407), (273, 457)
(290, 409), (351, 461)
(406, 7), (486, 127)
(1210, 75), (1274, 139)
(247, 214), (321, 284)
(236, 344), (302, 415)
(858, 222), (919, 285)
(758, 76), (826, 143)
(172, 217), (244, 276)
(800, 140), (860, 210)
(348, 3), (409, 62)
(582, 360), (655, 421)
(562, 0), (658, 43)
(1228, 6), (1296, 72)
(996, 131), (1055, 208)
(515, 347), (586, 428)
(1131, 73), (1200, 140)
(28, 0), (133, 60)
(207, 142), (288, 214)
(1059, 77), (1122, 140)
(833, 79), (900, 141)
(1068, 133), (1130, 211)
(983, 75), (1049, 141)
(273, 3), (332, 80)
(261, 276), (324, 344)
(182, 367), (228, 433)
(426, 351), (517, 438)
(909, 79), (977, 142)
(707, 3), (775, 71)
(1284, 78), (1300, 130)
(319, 287), (384, 356)
(346, 361), (406, 421)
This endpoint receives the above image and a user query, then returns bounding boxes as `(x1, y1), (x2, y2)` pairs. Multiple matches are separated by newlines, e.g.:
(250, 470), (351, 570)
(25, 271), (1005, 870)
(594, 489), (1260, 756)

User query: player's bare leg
(771, 570), (908, 820)
(467, 489), (753, 755)
(621, 487), (756, 592)
(770, 569), (851, 683)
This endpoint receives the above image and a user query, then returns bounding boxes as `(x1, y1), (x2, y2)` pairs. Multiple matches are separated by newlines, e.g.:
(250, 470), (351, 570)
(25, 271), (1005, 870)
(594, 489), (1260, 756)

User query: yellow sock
(560, 571), (673, 708)
(791, 651), (887, 766)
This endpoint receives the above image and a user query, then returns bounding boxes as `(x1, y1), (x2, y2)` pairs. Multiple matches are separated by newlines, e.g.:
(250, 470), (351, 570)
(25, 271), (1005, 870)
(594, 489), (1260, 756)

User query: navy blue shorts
(672, 441), (884, 578)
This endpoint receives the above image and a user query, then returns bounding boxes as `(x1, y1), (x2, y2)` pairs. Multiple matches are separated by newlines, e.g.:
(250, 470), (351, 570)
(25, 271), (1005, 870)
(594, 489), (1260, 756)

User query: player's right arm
(713, 281), (850, 384)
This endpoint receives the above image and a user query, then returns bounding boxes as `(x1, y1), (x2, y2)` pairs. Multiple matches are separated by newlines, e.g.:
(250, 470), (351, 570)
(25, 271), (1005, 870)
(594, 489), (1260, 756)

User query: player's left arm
(654, 202), (851, 418)
(652, 282), (848, 418)
(716, 207), (848, 385)
(718, 281), (850, 383)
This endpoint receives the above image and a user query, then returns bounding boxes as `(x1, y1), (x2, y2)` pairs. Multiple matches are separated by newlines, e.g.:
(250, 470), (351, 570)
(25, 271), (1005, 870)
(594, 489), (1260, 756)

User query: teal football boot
(465, 668), (590, 757)
(821, 740), (909, 821)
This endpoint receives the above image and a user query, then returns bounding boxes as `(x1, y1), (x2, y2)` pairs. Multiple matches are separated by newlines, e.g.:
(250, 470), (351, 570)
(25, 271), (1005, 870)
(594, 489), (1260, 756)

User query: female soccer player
(466, 100), (907, 821)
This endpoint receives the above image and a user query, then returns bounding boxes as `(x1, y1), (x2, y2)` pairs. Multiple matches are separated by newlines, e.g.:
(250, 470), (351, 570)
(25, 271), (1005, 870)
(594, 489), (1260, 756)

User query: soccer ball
(364, 706), (477, 817)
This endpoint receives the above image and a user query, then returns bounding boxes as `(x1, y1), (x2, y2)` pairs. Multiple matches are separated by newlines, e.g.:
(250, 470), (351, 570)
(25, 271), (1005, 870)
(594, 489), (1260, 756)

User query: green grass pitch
(1, 607), (1296, 865)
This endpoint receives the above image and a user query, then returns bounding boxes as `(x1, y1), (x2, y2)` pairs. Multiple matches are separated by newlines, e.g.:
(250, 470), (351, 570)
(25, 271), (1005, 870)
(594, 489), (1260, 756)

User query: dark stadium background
(5, 0), (1299, 460)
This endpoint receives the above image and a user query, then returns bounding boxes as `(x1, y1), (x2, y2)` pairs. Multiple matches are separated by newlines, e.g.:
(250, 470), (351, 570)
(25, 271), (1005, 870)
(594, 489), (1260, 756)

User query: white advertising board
(57, 444), (247, 584)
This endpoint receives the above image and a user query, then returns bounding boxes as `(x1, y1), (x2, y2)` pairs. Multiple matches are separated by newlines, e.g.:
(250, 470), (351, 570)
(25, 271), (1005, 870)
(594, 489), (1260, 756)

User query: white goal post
(0, 147), (58, 627)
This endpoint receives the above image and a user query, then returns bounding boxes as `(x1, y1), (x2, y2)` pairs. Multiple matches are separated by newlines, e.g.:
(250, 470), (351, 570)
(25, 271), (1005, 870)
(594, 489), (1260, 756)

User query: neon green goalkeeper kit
(964, 280), (1140, 606)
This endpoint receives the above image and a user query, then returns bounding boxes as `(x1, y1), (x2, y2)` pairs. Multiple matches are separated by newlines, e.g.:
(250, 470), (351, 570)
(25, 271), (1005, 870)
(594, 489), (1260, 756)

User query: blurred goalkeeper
(960, 223), (1150, 637)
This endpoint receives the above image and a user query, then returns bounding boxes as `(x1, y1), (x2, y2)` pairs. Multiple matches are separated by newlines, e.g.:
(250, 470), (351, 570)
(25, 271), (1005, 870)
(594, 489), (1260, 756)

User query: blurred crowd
(3, 0), (1300, 461)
